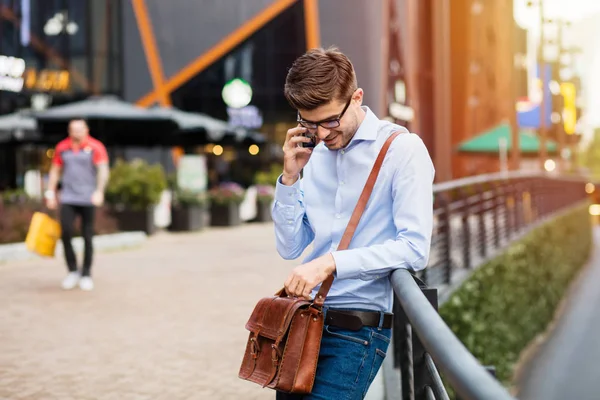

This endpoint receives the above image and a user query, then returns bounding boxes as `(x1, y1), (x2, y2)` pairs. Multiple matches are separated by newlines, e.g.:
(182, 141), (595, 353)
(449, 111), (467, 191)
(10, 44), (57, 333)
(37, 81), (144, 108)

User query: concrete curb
(0, 231), (147, 264)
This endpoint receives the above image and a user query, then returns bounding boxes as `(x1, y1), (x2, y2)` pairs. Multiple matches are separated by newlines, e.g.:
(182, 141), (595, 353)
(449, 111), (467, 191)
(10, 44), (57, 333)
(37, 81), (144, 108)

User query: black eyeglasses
(297, 98), (352, 132)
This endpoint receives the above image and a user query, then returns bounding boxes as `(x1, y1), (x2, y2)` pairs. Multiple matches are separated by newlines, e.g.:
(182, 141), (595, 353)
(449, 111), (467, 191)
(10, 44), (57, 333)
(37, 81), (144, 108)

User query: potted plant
(209, 182), (245, 226)
(170, 188), (209, 232)
(105, 159), (167, 235)
(255, 184), (274, 222)
(253, 164), (280, 223)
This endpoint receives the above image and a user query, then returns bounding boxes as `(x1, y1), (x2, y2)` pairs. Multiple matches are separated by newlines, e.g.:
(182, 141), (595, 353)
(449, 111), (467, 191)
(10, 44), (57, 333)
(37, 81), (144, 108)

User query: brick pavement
(0, 223), (297, 400)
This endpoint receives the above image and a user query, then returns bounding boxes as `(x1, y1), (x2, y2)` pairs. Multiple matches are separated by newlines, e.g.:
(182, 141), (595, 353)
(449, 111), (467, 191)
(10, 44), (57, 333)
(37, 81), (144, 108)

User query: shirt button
(340, 150), (345, 155)
(287, 221), (293, 225)
(335, 214), (341, 219)
(340, 181), (345, 185)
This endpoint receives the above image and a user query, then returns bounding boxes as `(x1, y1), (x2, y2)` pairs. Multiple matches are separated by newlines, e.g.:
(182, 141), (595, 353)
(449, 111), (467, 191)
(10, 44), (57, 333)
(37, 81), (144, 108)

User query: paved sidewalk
(0, 223), (295, 400)
(518, 227), (600, 400)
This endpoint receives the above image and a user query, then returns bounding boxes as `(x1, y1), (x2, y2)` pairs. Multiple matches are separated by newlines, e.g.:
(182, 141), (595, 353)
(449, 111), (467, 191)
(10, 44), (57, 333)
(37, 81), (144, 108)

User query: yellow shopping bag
(25, 212), (61, 257)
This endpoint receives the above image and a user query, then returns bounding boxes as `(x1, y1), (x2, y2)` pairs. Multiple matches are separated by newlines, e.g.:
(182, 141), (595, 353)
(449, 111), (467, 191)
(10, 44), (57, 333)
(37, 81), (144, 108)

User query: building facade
(0, 0), (525, 189)
(0, 0), (123, 188)
(121, 0), (409, 157)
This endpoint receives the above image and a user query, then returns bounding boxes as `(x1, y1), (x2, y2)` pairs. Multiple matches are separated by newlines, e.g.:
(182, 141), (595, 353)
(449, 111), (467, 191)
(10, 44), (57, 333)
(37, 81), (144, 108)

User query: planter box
(255, 201), (272, 222)
(111, 208), (156, 235)
(170, 205), (207, 232)
(210, 203), (241, 227)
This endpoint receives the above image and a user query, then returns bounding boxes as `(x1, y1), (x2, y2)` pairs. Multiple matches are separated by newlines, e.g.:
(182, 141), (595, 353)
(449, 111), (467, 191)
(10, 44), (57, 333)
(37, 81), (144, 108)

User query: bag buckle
(250, 337), (260, 359)
(271, 344), (282, 365)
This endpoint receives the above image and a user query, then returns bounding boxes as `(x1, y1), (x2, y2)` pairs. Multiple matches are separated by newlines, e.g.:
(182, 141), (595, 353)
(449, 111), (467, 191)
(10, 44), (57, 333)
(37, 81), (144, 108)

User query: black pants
(60, 204), (96, 277)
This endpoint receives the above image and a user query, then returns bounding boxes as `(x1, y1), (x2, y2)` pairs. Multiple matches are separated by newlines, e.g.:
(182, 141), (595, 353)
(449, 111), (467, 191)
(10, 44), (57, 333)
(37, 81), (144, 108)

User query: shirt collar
(351, 106), (380, 142)
(66, 136), (90, 149)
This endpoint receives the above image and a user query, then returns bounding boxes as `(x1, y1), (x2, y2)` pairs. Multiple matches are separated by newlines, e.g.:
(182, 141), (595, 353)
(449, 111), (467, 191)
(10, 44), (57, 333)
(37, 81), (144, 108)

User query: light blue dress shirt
(272, 107), (435, 312)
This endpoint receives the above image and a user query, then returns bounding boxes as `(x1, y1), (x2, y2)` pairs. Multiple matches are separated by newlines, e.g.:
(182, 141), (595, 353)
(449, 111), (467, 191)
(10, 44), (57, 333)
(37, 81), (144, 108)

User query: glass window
(171, 0), (307, 126)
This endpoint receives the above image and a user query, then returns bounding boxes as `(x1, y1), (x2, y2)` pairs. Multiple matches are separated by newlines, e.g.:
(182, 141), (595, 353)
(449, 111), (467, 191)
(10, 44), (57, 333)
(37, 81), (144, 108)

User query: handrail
(391, 269), (515, 400)
(432, 171), (589, 193)
(432, 170), (537, 193)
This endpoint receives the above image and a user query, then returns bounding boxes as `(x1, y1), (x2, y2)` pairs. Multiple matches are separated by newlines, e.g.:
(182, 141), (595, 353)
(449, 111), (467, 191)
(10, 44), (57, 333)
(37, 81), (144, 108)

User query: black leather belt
(325, 309), (394, 331)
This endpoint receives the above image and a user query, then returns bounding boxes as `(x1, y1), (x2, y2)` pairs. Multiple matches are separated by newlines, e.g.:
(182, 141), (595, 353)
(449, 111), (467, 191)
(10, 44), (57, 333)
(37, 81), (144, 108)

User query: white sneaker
(79, 276), (94, 291)
(61, 272), (80, 290)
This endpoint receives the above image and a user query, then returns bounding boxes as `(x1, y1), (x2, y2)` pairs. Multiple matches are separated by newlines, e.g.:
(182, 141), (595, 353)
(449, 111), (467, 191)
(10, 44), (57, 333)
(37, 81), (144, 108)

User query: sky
(514, 0), (600, 131)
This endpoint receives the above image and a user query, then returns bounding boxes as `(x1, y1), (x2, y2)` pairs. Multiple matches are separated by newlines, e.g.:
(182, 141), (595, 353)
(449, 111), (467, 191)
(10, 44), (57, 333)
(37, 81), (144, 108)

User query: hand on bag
(285, 253), (336, 299)
(281, 126), (314, 186)
(91, 190), (104, 207)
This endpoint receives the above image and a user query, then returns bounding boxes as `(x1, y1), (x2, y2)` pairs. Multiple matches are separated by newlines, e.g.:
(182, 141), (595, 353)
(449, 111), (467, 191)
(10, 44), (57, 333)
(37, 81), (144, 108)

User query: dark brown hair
(284, 47), (357, 111)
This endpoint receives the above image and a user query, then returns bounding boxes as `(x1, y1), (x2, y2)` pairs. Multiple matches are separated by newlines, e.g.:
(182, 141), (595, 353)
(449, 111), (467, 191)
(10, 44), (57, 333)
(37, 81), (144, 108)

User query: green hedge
(439, 203), (592, 385)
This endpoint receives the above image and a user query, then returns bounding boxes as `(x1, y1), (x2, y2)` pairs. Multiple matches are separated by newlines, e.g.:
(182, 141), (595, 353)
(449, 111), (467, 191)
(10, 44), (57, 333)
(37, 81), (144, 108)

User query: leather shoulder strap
(314, 131), (402, 306)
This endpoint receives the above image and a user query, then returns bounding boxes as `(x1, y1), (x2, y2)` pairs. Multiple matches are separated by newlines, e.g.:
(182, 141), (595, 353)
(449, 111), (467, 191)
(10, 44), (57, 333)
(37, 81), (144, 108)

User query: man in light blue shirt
(273, 47), (434, 400)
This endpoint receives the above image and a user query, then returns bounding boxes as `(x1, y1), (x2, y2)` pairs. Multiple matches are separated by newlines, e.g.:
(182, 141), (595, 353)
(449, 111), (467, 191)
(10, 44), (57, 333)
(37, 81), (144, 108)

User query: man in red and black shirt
(46, 118), (109, 291)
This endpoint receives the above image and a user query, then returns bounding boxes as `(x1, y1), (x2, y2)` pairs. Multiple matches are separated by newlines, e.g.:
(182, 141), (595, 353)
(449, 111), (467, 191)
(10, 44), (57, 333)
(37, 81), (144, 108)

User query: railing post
(413, 287), (439, 400)
(529, 178), (539, 222)
(393, 280), (440, 400)
(439, 192), (452, 284)
(493, 181), (501, 248)
(521, 179), (533, 228)
(541, 177), (548, 217)
(513, 180), (523, 233)
(460, 188), (471, 269)
(504, 181), (513, 241)
(477, 183), (487, 259)
(393, 296), (414, 400)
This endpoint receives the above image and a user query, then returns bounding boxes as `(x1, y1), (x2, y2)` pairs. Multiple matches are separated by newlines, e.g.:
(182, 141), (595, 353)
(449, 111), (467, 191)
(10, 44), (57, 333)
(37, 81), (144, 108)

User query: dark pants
(60, 204), (96, 277)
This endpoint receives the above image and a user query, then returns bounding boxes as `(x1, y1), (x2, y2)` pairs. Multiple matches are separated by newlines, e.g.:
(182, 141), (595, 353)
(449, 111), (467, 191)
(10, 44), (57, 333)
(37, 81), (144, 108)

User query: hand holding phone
(281, 126), (315, 185)
(301, 131), (317, 148)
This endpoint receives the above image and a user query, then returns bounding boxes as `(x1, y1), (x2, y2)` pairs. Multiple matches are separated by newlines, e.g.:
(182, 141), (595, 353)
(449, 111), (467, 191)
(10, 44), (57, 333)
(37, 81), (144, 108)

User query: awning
(457, 123), (558, 154)
(34, 95), (178, 146)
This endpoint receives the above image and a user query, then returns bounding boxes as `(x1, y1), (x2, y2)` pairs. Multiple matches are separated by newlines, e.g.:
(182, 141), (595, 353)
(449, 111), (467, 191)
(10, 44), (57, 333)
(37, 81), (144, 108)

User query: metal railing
(422, 171), (588, 290)
(390, 172), (589, 400)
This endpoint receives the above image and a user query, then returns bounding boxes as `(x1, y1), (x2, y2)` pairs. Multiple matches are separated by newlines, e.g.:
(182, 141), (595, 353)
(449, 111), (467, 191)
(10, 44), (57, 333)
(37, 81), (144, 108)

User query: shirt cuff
(331, 249), (362, 280)
(275, 174), (301, 206)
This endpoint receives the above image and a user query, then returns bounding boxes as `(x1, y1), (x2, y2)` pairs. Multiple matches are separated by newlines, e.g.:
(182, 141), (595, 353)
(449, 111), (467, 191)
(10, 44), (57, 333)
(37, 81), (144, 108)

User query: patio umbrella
(149, 105), (229, 145)
(0, 110), (41, 143)
(34, 95), (178, 146)
(149, 105), (266, 147)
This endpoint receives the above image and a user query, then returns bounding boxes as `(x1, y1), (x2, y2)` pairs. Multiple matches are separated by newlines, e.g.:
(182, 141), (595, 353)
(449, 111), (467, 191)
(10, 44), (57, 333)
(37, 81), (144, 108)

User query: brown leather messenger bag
(238, 132), (401, 394)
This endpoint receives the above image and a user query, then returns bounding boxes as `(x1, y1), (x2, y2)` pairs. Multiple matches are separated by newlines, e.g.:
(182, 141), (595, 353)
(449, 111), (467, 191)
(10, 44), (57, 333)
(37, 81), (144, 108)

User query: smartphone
(301, 132), (317, 148)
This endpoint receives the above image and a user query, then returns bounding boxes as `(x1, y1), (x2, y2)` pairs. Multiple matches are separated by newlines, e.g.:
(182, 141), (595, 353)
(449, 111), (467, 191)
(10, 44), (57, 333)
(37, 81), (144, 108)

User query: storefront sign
(560, 82), (576, 135)
(177, 155), (207, 193)
(0, 55), (70, 93)
(227, 105), (263, 129)
(24, 68), (70, 92)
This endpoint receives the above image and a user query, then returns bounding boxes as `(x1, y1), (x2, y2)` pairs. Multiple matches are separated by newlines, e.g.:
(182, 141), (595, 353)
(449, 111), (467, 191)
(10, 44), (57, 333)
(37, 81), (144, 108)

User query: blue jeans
(276, 308), (392, 400)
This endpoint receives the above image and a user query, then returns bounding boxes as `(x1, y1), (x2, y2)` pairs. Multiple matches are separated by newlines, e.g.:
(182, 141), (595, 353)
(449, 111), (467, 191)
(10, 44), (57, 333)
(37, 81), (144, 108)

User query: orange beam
(132, 0), (171, 106)
(136, 0), (298, 107)
(303, 0), (321, 49)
